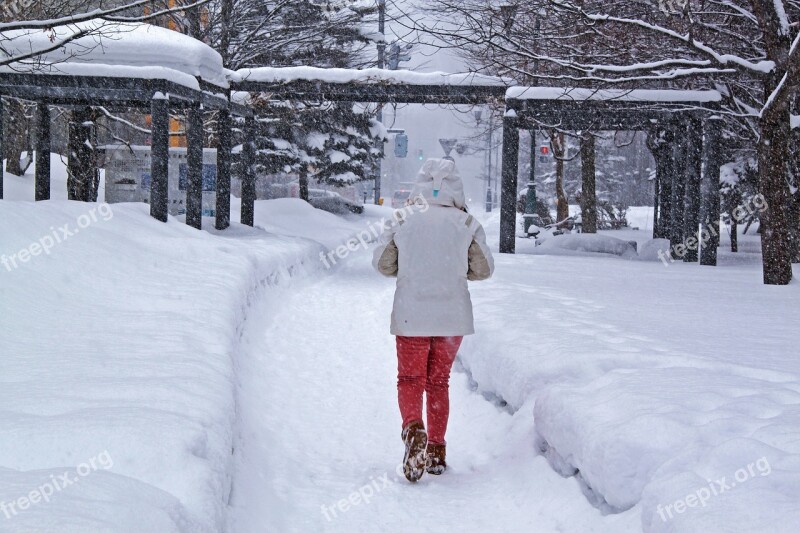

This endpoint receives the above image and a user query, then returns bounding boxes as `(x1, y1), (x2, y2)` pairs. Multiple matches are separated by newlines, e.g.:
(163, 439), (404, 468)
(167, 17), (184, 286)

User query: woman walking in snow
(373, 158), (494, 482)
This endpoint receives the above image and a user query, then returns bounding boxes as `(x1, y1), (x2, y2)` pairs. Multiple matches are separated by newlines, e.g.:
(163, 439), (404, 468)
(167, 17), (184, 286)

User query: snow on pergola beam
(231, 67), (512, 104)
(1, 22), (231, 89)
(0, 21), (252, 114)
(506, 87), (722, 104)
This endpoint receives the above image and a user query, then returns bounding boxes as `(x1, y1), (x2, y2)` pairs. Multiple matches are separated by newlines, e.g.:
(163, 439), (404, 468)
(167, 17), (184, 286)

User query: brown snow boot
(426, 443), (447, 475)
(401, 420), (427, 482)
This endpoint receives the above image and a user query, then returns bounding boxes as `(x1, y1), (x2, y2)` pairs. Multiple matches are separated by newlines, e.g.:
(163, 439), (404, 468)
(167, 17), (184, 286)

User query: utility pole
(524, 14), (541, 232)
(373, 0), (386, 205)
(377, 0), (386, 70)
(487, 118), (493, 212)
(474, 108), (493, 213)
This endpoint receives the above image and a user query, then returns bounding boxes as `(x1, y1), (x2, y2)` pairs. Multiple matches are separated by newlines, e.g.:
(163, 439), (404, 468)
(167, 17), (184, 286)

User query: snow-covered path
(227, 251), (639, 533)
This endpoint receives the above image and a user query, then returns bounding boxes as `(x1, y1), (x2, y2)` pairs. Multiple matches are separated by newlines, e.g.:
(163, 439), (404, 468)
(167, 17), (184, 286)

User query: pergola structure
(0, 71), (252, 230)
(0, 53), (510, 231)
(229, 66), (510, 206)
(0, 22), (727, 267)
(500, 87), (724, 265)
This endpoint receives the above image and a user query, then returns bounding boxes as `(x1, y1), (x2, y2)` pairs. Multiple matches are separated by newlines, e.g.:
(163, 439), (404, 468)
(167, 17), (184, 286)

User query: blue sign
(394, 134), (408, 158)
(179, 164), (217, 191)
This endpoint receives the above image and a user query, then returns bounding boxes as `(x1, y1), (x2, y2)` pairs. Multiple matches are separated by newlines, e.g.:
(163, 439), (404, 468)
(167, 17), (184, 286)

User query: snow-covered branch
(555, 1), (776, 75)
(761, 28), (800, 117)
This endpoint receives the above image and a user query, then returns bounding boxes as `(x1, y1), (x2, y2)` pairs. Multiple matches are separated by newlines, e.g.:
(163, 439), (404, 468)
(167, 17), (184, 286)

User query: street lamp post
(374, 0), (386, 205)
(524, 131), (538, 233)
(377, 0), (386, 70)
(475, 109), (493, 213)
(523, 12), (542, 234)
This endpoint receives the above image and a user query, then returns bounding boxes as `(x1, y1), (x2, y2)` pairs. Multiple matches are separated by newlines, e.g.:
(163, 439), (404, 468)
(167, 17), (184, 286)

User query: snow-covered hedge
(460, 248), (800, 533)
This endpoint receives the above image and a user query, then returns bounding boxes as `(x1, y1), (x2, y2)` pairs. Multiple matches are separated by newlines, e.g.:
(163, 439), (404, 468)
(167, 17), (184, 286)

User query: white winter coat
(372, 159), (494, 336)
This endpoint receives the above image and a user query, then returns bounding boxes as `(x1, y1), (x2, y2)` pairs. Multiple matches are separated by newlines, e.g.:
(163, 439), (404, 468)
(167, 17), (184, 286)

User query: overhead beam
(519, 116), (672, 131)
(0, 74), (235, 111)
(232, 81), (507, 105)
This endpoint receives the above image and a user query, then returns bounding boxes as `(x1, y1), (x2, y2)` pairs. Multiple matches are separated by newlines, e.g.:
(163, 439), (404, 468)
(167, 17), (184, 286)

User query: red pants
(396, 336), (463, 446)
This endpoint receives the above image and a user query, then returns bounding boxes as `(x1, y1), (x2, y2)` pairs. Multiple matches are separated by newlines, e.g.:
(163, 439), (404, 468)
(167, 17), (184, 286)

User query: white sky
(377, 0), (497, 207)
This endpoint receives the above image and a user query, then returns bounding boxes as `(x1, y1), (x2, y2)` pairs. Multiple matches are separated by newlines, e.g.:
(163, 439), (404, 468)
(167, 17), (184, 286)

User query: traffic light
(539, 145), (550, 164)
(417, 149), (424, 161)
(394, 133), (408, 158)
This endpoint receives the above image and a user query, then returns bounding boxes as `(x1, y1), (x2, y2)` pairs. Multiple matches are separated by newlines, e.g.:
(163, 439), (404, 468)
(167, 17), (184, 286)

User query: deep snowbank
(0, 197), (368, 531)
(460, 211), (800, 532)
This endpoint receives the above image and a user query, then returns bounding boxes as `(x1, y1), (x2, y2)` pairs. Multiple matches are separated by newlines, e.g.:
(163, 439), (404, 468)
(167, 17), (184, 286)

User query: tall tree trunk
(550, 130), (569, 222)
(791, 191), (800, 263)
(751, 0), (796, 284)
(758, 111), (793, 284)
(219, 0), (233, 66)
(186, 2), (202, 39)
(789, 98), (800, 263)
(580, 133), (597, 233)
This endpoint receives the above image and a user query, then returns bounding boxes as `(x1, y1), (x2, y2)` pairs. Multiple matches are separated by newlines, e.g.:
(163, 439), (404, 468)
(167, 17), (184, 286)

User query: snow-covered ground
(0, 160), (373, 530)
(226, 243), (640, 533)
(3, 157), (799, 532)
(462, 211), (800, 532)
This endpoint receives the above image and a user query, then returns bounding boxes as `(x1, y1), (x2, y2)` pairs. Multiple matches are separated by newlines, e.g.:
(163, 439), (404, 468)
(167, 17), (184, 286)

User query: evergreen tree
(210, 0), (383, 198)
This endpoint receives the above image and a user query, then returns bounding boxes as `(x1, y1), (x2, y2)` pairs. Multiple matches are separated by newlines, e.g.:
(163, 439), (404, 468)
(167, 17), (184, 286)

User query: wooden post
(150, 95), (170, 222)
(240, 116), (256, 227)
(67, 107), (98, 202)
(669, 121), (687, 258)
(299, 166), (309, 202)
(700, 117), (722, 266)
(34, 103), (50, 201)
(650, 126), (673, 240)
(580, 132), (597, 233)
(499, 113), (519, 254)
(652, 171), (660, 239)
(683, 115), (703, 262)
(186, 104), (203, 229)
(215, 109), (231, 230)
